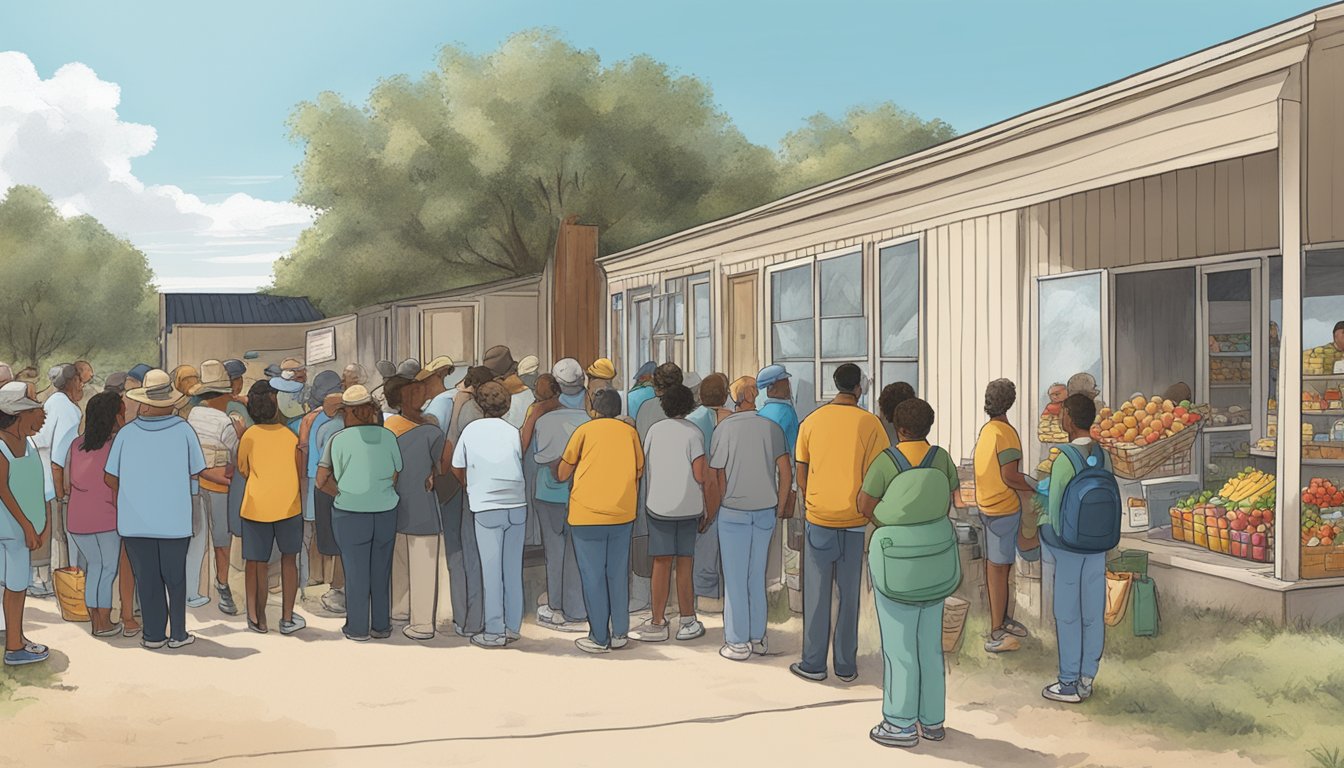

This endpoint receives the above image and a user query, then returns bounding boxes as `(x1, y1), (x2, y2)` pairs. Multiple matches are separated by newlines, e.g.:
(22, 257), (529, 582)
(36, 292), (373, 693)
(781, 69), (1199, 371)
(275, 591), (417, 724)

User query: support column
(1275, 84), (1303, 583)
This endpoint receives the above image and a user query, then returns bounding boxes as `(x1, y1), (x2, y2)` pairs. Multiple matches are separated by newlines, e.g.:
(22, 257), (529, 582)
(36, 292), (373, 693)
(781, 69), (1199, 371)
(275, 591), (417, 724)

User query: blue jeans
(873, 589), (945, 728)
(718, 507), (775, 646)
(1043, 541), (1106, 683)
(534, 500), (586, 621)
(185, 494), (209, 601)
(693, 515), (722, 598)
(474, 507), (527, 638)
(331, 508), (397, 638)
(70, 531), (120, 609)
(439, 492), (483, 634)
(123, 536), (190, 644)
(801, 523), (865, 677)
(571, 522), (632, 647)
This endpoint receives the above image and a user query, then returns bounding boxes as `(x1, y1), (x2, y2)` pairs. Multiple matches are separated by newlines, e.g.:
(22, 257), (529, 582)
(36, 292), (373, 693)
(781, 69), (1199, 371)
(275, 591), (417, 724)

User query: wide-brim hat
(415, 356), (455, 382)
(482, 345), (516, 378)
(127, 369), (185, 407)
(270, 376), (304, 394)
(190, 359), (233, 396)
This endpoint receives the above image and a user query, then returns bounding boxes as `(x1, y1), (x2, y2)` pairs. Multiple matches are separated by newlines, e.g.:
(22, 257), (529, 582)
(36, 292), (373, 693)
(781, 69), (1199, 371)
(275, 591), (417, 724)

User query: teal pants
(873, 588), (946, 728)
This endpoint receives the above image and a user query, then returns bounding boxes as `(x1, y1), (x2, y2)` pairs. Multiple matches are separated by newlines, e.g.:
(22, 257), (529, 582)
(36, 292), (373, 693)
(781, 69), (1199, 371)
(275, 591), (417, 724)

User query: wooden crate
(1301, 544), (1344, 579)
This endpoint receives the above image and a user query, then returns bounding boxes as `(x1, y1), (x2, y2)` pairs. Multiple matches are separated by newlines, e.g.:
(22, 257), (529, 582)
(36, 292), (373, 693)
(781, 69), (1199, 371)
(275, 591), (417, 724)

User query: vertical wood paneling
(1099, 186), (1115, 267)
(1245, 154), (1265, 248)
(977, 216), (992, 387)
(1229, 158), (1247, 252)
(1144, 176), (1162, 262)
(1196, 164), (1216, 255)
(1072, 193), (1087, 269)
(1059, 197), (1074, 273)
(1048, 200), (1063, 274)
(1129, 180), (1145, 265)
(1177, 167), (1198, 258)
(988, 215), (1003, 380)
(1161, 171), (1178, 262)
(1114, 183), (1131, 266)
(950, 220), (967, 452)
(1306, 43), (1343, 244)
(936, 227), (953, 449)
(1215, 161), (1231, 255)
(1085, 189), (1101, 270)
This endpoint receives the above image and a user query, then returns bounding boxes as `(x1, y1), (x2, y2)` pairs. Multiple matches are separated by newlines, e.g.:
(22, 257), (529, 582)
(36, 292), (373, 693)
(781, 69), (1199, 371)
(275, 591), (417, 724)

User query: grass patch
(0, 661), (58, 714)
(1311, 746), (1344, 768)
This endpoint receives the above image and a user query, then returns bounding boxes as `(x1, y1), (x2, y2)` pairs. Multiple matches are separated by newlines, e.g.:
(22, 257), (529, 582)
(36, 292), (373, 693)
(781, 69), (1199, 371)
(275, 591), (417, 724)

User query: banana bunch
(1219, 469), (1276, 503)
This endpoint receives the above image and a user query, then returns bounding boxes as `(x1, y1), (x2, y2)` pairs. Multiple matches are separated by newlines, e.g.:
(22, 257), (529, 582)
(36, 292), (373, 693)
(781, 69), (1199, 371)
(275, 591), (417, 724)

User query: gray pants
(694, 516), (723, 598)
(534, 499), (587, 621)
(439, 491), (483, 635)
(800, 523), (865, 679)
(185, 495), (210, 601)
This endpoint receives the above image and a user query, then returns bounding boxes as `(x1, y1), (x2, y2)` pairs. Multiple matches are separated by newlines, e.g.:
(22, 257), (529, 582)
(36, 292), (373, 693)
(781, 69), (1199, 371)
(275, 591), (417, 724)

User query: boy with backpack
(1038, 393), (1121, 704)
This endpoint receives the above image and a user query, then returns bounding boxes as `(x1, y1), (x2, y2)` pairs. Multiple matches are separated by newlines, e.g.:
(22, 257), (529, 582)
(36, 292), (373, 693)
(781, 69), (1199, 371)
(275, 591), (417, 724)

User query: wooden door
(727, 272), (759, 380)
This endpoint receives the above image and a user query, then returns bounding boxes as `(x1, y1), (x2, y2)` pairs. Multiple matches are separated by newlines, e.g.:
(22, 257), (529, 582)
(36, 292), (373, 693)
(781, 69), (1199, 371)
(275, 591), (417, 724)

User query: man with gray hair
(30, 364), (84, 593)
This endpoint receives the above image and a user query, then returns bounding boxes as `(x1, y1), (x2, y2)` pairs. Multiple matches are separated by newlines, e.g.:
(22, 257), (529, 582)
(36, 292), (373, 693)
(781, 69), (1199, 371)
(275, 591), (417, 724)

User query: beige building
(599, 5), (1344, 623)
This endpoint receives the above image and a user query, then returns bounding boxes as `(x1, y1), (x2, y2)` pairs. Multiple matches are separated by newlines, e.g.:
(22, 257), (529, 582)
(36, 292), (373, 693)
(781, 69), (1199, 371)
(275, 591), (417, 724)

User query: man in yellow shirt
(973, 379), (1038, 654)
(557, 389), (645, 654)
(790, 364), (887, 684)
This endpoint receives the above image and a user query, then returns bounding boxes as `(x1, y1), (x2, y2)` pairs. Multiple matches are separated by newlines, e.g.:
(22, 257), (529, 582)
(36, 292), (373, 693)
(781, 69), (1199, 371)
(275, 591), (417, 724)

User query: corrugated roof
(163, 293), (324, 331)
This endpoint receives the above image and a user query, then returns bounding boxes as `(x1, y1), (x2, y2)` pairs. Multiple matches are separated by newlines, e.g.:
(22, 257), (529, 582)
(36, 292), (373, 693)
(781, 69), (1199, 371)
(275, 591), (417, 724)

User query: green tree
(0, 185), (157, 368)
(275, 30), (781, 313)
(778, 103), (957, 194)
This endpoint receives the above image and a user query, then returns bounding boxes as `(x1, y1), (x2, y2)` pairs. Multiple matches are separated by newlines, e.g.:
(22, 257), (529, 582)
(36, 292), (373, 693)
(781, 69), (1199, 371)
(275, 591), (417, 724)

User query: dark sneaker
(279, 614), (307, 635)
(3, 647), (49, 666)
(343, 632), (370, 643)
(790, 662), (827, 681)
(920, 723), (947, 741)
(370, 628), (392, 640)
(1043, 681), (1083, 703)
(217, 583), (238, 616)
(870, 721), (919, 748)
(836, 672), (858, 683)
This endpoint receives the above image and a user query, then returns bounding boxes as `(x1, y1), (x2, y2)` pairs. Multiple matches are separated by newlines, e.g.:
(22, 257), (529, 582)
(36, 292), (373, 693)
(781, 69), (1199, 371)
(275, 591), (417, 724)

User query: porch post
(1274, 81), (1303, 582)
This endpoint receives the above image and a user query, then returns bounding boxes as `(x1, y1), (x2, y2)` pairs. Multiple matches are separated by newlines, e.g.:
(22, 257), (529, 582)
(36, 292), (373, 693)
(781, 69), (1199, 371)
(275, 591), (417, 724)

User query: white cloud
(0, 51), (314, 294)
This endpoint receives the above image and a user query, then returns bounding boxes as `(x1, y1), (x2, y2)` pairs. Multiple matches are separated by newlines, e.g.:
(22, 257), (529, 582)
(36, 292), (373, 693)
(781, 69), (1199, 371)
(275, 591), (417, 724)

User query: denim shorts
(647, 514), (699, 558)
(0, 537), (31, 590)
(979, 511), (1022, 566)
(241, 515), (304, 561)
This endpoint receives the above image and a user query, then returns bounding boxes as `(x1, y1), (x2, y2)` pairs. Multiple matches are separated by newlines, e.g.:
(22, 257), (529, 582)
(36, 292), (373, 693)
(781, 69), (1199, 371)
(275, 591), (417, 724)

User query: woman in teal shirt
(0, 381), (52, 666)
(857, 397), (960, 749)
(316, 385), (401, 642)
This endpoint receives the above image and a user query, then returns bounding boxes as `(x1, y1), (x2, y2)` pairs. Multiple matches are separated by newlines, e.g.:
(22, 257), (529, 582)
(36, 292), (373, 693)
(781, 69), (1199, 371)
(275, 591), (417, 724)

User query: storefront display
(1090, 395), (1204, 479)
(1171, 469), (1277, 562)
(1301, 478), (1344, 579)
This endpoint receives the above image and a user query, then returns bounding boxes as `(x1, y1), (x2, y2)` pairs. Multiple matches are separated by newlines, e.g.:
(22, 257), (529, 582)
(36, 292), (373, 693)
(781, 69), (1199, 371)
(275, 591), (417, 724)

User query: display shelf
(1249, 448), (1277, 460)
(1304, 374), (1344, 382)
(1270, 410), (1344, 418)
(1210, 382), (1252, 388)
(1210, 351), (1252, 357)
(1250, 447), (1344, 466)
(1204, 424), (1254, 433)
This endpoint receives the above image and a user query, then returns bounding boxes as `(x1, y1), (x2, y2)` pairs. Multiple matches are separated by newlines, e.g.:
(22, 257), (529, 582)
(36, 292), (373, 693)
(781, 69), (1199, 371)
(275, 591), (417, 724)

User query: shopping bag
(1131, 576), (1160, 637)
(54, 566), (90, 622)
(1103, 570), (1133, 626)
(1107, 549), (1150, 578)
(941, 596), (970, 655)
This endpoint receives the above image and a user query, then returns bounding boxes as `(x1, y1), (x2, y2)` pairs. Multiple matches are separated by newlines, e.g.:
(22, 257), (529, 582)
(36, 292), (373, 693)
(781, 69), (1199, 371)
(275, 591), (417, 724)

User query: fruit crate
(1230, 530), (1275, 562)
(1301, 543), (1344, 578)
(1101, 426), (1200, 480)
(1170, 509), (1187, 542)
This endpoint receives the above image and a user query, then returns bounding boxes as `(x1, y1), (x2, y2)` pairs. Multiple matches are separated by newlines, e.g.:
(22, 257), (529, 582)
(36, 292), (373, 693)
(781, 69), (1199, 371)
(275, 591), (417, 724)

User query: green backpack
(868, 446), (962, 604)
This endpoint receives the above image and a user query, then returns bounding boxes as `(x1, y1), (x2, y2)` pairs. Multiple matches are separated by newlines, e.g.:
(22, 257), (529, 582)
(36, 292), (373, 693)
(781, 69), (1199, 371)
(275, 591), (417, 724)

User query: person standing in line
(686, 372), (731, 615)
(635, 363), (682, 438)
(527, 361), (590, 632)
(59, 392), (125, 636)
(221, 359), (253, 429)
(310, 391), (349, 615)
(974, 379), (1037, 654)
(1038, 394), (1111, 704)
(756, 365), (800, 458)
(297, 371), (344, 592)
(277, 358), (309, 433)
(791, 363), (886, 684)
(558, 389), (643, 654)
(483, 346), (534, 430)
(316, 385), (401, 642)
(447, 366), (495, 443)
(340, 363), (367, 392)
(384, 374), (447, 641)
(236, 381), (306, 635)
(0, 382), (52, 666)
(878, 382), (917, 448)
(710, 377), (791, 661)
(182, 361), (241, 613)
(583, 358), (619, 419)
(104, 370), (206, 650)
(629, 362), (684, 614)
(31, 363), (82, 595)
(517, 356), (541, 390)
(451, 381), (526, 648)
(625, 362), (657, 425)
(418, 357), (457, 431)
(631, 383), (711, 643)
(858, 397), (960, 749)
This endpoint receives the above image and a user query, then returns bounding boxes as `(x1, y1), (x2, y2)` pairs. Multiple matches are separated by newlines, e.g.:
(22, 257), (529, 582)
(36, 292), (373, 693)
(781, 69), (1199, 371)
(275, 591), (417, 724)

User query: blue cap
(263, 363), (282, 378)
(269, 376), (304, 394)
(127, 363), (153, 383)
(756, 364), (791, 390)
(222, 359), (246, 379)
(635, 361), (656, 380)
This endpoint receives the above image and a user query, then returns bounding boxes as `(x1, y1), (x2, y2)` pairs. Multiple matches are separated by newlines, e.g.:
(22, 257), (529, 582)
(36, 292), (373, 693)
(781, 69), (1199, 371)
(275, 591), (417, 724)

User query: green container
(1107, 549), (1150, 577)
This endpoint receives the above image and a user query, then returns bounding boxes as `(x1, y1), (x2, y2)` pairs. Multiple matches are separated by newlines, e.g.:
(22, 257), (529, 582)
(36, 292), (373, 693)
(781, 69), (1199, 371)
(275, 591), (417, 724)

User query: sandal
(1002, 618), (1030, 638)
(122, 625), (141, 639)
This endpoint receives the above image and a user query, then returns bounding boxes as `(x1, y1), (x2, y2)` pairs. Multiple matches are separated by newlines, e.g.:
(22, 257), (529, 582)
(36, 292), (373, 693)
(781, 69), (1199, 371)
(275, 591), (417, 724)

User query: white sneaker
(167, 634), (196, 650)
(575, 637), (609, 654)
(537, 605), (557, 623)
(471, 633), (506, 648)
(630, 619), (670, 642)
(610, 635), (629, 649)
(719, 642), (752, 661)
(676, 619), (706, 641)
(751, 636), (768, 656)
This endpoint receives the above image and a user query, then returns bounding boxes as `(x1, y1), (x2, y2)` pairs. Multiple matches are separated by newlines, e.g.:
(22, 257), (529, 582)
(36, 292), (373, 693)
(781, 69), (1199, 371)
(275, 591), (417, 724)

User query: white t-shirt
(503, 388), (536, 430)
(187, 406), (240, 466)
(643, 418), (706, 520)
(451, 417), (526, 513)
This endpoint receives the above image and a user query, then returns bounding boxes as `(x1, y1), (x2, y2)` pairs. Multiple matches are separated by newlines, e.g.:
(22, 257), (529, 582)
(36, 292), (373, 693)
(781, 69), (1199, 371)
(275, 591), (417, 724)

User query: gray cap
(552, 358), (585, 395)
(683, 372), (702, 393)
(395, 358), (422, 379)
(103, 372), (129, 394)
(307, 370), (343, 407)
(0, 381), (41, 415)
(223, 359), (247, 379)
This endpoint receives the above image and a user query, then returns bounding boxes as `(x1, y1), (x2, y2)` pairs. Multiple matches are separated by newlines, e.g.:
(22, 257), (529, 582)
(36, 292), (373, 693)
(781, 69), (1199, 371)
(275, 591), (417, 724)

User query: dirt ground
(0, 587), (1290, 768)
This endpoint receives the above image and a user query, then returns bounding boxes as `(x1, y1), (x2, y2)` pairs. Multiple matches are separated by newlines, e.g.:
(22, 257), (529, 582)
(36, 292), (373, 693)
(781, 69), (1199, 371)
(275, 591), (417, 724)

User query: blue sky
(0, 0), (1326, 290)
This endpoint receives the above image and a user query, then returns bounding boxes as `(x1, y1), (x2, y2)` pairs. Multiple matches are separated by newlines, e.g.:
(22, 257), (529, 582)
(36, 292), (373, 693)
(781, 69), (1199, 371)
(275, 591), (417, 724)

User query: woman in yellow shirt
(237, 380), (306, 636)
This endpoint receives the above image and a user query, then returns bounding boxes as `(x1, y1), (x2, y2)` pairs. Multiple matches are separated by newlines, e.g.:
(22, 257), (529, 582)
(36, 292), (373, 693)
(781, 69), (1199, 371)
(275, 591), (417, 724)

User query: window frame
(874, 235), (923, 398)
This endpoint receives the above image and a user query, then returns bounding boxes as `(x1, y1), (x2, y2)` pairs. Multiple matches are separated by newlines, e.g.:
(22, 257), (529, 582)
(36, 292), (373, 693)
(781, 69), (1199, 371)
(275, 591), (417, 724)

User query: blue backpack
(1047, 444), (1122, 554)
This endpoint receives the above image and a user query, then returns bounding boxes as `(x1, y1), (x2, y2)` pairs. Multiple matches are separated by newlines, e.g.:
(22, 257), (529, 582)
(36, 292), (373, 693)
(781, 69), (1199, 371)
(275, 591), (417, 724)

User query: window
(879, 240), (920, 395)
(820, 252), (866, 360)
(691, 280), (712, 377)
(610, 293), (624, 391)
(771, 264), (813, 359)
(1038, 272), (1105, 416)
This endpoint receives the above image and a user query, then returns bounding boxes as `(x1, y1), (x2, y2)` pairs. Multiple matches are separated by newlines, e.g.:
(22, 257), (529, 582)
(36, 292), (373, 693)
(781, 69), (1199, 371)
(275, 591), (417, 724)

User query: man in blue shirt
(419, 356), (457, 430)
(625, 361), (657, 424)
(756, 365), (800, 459)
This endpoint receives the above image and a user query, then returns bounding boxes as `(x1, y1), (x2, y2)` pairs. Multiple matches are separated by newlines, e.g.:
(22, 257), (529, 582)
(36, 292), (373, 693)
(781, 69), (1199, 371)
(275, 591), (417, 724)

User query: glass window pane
(672, 293), (685, 336)
(820, 252), (863, 317)
(1038, 274), (1103, 411)
(821, 317), (866, 358)
(693, 283), (711, 339)
(772, 319), (814, 359)
(652, 295), (668, 335)
(694, 336), (712, 378)
(1206, 269), (1253, 418)
(821, 361), (870, 401)
(772, 265), (813, 322)
(881, 361), (919, 396)
(880, 241), (919, 358)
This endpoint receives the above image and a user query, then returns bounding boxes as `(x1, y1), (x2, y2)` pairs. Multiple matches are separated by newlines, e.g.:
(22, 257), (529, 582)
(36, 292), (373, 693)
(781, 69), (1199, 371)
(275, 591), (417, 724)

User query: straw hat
(190, 360), (233, 396)
(342, 385), (373, 407)
(415, 356), (456, 382)
(128, 369), (184, 407)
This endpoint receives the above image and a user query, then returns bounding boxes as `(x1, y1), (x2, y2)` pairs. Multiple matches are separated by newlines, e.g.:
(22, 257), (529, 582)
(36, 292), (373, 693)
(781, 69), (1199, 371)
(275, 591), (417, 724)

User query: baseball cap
(342, 384), (373, 407)
(269, 376), (304, 394)
(0, 381), (42, 415)
(222, 359), (247, 380)
(517, 355), (540, 377)
(756, 364), (791, 390)
(263, 363), (283, 378)
(634, 361), (656, 380)
(415, 356), (455, 382)
(103, 372), (129, 394)
(395, 358), (422, 379)
(307, 370), (343, 407)
(127, 363), (153, 383)
(552, 358), (585, 395)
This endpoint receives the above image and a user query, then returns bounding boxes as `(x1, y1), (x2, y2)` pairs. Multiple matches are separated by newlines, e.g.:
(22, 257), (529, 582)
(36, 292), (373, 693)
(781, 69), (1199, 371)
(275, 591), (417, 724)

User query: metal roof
(162, 293), (324, 331)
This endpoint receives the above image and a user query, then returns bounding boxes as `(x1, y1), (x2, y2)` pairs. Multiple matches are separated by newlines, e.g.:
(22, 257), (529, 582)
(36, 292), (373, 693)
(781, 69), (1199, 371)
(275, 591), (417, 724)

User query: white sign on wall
(306, 326), (337, 365)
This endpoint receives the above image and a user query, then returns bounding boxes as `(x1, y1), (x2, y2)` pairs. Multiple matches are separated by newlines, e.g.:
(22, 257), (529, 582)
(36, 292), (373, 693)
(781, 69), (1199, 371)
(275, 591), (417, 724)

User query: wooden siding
(551, 221), (602, 366)
(1023, 152), (1279, 275)
(1306, 28), (1344, 244)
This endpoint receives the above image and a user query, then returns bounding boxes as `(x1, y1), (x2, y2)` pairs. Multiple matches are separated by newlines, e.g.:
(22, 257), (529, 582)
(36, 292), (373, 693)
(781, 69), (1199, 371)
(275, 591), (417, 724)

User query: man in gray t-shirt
(531, 403), (591, 628)
(707, 387), (791, 658)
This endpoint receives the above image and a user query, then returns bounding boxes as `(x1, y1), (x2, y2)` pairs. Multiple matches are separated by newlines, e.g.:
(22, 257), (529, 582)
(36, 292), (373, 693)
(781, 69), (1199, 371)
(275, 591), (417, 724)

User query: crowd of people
(0, 350), (1117, 750)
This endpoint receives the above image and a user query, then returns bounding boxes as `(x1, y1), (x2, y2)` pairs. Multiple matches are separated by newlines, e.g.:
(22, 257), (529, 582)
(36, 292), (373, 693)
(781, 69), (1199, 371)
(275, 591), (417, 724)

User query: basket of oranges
(1091, 395), (1206, 480)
